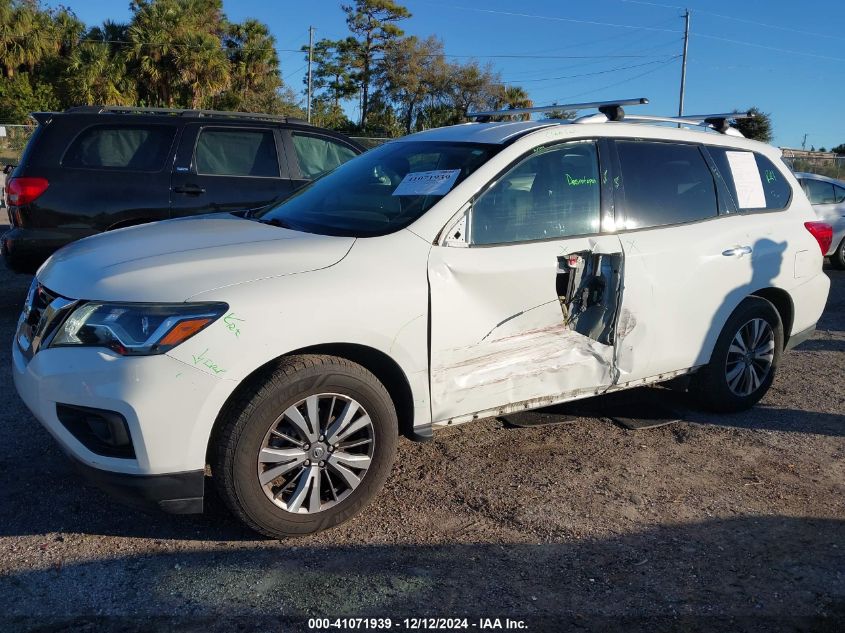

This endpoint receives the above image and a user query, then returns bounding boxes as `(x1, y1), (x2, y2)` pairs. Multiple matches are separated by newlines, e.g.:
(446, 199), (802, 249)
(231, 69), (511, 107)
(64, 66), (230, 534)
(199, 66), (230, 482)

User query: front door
(428, 139), (625, 423)
(170, 124), (296, 218)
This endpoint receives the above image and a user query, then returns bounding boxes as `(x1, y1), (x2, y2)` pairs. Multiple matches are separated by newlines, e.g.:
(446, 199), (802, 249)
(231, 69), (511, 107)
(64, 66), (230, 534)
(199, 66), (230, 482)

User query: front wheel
(212, 355), (398, 538)
(689, 297), (783, 413)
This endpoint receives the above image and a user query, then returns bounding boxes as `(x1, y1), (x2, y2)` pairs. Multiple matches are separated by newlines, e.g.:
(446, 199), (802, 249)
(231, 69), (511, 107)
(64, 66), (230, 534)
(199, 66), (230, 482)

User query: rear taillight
(804, 221), (833, 255)
(7, 177), (49, 206)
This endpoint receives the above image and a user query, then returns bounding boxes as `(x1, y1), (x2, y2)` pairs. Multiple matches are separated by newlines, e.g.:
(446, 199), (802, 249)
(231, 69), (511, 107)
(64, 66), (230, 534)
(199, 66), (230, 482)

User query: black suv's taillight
(7, 177), (49, 206)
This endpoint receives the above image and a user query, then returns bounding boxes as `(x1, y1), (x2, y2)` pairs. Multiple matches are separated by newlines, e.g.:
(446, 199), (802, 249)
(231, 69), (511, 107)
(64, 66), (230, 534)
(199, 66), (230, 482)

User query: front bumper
(69, 452), (204, 514)
(12, 341), (237, 512)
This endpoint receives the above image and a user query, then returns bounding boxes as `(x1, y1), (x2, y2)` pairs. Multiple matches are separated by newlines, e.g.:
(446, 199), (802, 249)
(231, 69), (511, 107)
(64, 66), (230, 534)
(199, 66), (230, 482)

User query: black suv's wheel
(690, 296), (783, 413)
(829, 237), (845, 270)
(212, 354), (398, 538)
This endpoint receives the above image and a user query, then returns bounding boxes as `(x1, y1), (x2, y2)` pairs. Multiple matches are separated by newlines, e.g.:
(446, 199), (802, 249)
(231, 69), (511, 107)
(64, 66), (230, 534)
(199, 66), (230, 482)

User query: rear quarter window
(62, 125), (176, 171)
(708, 147), (791, 211)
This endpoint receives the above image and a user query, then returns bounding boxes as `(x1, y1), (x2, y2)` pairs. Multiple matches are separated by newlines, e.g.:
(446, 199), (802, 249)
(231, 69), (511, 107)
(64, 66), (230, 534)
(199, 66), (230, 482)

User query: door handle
(722, 246), (753, 257)
(173, 185), (206, 195)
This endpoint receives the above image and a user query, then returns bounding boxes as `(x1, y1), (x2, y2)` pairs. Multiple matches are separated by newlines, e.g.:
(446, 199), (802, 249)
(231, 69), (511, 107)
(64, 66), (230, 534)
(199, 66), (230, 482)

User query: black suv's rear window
(63, 125), (176, 171)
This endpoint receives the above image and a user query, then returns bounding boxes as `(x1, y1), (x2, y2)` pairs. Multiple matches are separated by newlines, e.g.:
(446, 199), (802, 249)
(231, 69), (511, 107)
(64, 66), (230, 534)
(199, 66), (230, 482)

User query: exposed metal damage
(429, 242), (630, 423)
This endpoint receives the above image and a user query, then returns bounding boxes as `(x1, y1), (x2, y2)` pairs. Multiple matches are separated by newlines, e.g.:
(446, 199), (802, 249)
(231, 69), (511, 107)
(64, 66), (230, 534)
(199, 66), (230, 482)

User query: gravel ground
(0, 230), (842, 632)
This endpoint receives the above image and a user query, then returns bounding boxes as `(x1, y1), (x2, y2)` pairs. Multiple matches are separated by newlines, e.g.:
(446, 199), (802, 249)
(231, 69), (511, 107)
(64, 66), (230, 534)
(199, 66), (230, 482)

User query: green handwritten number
(764, 169), (776, 184)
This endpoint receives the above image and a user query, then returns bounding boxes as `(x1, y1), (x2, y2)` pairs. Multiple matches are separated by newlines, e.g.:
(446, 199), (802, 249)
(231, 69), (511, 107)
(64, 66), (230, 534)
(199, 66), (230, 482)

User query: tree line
(0, 0), (533, 136)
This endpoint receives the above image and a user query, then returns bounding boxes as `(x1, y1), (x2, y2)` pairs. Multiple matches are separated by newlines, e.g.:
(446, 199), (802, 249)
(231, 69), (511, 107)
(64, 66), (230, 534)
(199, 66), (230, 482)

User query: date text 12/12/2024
(308, 618), (528, 630)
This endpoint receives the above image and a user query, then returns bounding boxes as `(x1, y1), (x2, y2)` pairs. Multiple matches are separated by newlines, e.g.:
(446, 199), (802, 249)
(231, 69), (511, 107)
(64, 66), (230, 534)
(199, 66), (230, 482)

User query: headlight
(50, 302), (228, 356)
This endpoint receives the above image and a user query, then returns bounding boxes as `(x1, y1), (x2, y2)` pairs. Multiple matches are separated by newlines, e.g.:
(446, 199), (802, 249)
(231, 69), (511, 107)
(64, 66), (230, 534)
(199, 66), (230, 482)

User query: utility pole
(802, 133), (808, 151)
(678, 8), (690, 123)
(307, 26), (315, 123)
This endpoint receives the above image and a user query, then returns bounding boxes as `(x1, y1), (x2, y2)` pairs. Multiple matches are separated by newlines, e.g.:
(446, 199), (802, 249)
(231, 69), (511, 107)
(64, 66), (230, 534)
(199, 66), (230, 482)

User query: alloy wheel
(257, 393), (375, 514)
(724, 318), (775, 397)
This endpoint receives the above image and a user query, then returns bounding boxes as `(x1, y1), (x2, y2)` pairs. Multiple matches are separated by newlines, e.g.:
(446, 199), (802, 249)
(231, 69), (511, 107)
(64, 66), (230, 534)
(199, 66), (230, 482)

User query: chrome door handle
(722, 246), (753, 257)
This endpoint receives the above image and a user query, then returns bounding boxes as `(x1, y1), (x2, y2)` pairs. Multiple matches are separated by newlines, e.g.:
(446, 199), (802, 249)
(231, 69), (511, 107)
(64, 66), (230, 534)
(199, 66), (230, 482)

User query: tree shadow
(1, 516), (842, 631)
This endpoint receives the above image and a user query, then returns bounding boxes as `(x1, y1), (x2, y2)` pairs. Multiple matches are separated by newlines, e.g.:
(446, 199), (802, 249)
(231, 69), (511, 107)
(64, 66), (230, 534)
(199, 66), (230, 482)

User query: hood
(38, 215), (355, 302)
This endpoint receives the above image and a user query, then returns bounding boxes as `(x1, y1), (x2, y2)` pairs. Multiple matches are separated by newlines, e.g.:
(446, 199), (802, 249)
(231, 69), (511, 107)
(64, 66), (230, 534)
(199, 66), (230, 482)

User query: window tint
(63, 125), (175, 171)
(292, 134), (358, 179)
(709, 148), (791, 210)
(617, 141), (717, 228)
(835, 185), (845, 204)
(802, 179), (836, 204)
(195, 128), (279, 177)
(471, 141), (601, 245)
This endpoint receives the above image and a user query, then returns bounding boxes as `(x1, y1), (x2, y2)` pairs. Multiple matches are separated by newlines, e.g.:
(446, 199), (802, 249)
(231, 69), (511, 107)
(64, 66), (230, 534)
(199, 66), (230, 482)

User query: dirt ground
(0, 233), (842, 632)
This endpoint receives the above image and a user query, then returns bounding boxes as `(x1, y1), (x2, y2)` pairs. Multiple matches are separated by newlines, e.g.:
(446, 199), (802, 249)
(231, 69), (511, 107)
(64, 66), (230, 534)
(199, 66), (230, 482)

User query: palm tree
(0, 1), (55, 78)
(175, 32), (230, 109)
(500, 86), (533, 121)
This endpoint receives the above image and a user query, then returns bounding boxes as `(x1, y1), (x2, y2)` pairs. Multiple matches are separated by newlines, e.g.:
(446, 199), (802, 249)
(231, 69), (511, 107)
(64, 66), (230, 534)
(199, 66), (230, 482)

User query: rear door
(170, 124), (295, 217)
(611, 139), (793, 381)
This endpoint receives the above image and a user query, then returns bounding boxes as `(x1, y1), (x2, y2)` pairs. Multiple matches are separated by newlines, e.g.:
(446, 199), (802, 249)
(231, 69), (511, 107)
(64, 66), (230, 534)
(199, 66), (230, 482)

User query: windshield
(255, 141), (500, 236)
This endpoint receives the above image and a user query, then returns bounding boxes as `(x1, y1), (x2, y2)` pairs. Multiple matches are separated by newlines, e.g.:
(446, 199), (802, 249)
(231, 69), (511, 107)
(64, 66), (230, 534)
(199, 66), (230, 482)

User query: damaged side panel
(428, 236), (627, 422)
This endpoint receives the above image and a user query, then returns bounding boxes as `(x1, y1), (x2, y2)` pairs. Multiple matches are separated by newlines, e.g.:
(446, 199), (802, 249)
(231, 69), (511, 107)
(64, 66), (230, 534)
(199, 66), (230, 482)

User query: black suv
(2, 106), (364, 272)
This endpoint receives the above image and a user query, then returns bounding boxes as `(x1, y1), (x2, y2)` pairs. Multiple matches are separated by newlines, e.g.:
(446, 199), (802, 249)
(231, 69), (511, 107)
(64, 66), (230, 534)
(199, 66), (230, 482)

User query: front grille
(16, 281), (77, 360)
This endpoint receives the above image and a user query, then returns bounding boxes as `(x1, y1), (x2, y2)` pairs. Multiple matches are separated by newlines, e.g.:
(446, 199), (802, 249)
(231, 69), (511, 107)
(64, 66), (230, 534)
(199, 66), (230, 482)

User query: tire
(829, 237), (845, 270)
(212, 354), (398, 538)
(689, 296), (783, 413)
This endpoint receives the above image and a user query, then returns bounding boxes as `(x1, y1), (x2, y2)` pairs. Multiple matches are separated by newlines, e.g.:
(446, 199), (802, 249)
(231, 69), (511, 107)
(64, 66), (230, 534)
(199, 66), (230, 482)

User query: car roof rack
(467, 98), (649, 122)
(467, 98), (753, 136)
(62, 105), (310, 125)
(618, 111), (755, 136)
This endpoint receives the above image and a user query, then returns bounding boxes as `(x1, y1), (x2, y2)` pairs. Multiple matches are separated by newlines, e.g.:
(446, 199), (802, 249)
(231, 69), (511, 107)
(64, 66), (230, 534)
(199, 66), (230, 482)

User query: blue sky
(45, 0), (845, 149)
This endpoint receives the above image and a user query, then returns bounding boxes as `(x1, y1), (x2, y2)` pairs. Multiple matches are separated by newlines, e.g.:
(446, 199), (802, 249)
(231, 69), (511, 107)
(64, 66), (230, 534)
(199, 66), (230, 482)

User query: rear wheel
(690, 297), (783, 413)
(829, 237), (845, 270)
(212, 354), (398, 538)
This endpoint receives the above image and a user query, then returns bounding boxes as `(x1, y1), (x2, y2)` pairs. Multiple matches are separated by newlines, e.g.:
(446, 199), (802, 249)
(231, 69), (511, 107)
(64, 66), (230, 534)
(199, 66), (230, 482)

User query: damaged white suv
(13, 99), (831, 537)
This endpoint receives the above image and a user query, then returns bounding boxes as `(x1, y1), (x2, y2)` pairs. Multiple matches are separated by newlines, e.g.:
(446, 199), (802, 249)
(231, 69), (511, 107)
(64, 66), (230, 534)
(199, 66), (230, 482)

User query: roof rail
(62, 105), (310, 125)
(467, 98), (649, 122)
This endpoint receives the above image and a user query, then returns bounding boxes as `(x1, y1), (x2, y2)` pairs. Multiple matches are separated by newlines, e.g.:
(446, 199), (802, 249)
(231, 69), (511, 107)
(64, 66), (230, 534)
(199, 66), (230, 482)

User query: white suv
(12, 100), (831, 537)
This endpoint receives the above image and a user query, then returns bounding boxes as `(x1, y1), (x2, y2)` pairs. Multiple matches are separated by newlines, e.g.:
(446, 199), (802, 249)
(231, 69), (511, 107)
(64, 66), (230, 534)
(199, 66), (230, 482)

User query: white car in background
(794, 171), (845, 268)
(12, 100), (832, 538)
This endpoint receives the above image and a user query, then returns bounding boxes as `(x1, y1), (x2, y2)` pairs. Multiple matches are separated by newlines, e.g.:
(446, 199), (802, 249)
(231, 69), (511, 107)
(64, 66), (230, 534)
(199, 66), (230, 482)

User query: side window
(470, 140), (601, 245)
(195, 128), (279, 177)
(616, 141), (717, 228)
(292, 134), (358, 179)
(63, 125), (176, 171)
(801, 178), (836, 204)
(835, 185), (845, 204)
(708, 148), (791, 210)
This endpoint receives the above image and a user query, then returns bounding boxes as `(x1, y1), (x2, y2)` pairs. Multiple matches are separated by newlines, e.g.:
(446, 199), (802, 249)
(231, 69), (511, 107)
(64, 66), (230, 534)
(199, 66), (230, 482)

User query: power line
(410, 1), (683, 34)
(556, 55), (680, 101)
(505, 56), (680, 84)
(620, 0), (845, 43)
(693, 32), (845, 63)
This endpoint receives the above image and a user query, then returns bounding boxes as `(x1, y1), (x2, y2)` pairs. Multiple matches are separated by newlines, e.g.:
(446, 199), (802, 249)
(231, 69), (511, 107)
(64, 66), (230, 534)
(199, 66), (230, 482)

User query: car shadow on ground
(0, 516), (842, 631)
(514, 386), (845, 438)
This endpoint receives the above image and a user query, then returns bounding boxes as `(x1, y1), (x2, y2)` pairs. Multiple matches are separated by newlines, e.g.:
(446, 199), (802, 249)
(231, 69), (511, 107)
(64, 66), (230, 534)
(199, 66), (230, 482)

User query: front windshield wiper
(256, 217), (300, 231)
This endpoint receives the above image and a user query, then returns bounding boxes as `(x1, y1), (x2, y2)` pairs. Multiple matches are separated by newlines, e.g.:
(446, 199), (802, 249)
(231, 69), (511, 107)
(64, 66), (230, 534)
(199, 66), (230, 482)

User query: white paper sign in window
(392, 169), (461, 197)
(725, 151), (766, 209)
